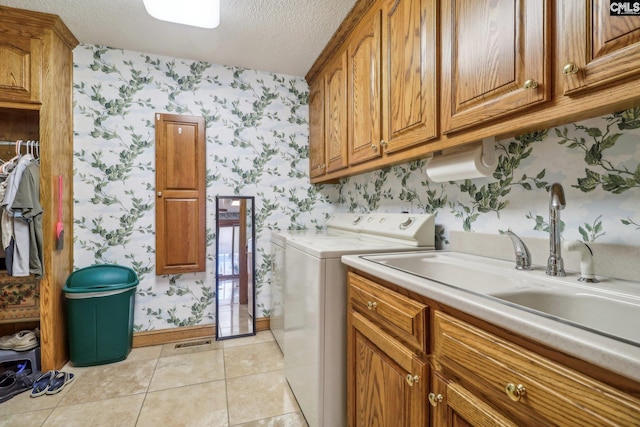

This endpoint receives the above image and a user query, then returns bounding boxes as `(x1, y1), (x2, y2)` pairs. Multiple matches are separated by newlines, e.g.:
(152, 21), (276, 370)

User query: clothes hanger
(1, 140), (21, 174)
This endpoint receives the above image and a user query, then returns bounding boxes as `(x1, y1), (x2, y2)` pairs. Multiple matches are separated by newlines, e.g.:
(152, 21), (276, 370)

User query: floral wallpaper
(73, 44), (337, 332)
(73, 43), (640, 333)
(336, 109), (640, 247)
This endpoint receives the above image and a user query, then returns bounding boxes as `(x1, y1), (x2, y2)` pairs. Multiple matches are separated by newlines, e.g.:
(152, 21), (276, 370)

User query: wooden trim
(133, 325), (215, 348)
(256, 317), (270, 332)
(0, 6), (79, 49)
(132, 318), (272, 348)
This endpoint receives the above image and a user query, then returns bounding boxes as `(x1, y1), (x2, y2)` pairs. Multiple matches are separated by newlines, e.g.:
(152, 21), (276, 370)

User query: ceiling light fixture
(143, 0), (220, 29)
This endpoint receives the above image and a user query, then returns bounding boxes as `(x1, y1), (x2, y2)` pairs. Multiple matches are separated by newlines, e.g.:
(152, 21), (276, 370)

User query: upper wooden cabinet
(347, 0), (438, 164)
(308, 0), (640, 183)
(308, 0), (438, 181)
(0, 31), (42, 104)
(441, 0), (551, 133)
(347, 7), (382, 166)
(325, 50), (349, 173)
(381, 0), (438, 153)
(561, 1), (640, 95)
(308, 79), (326, 178)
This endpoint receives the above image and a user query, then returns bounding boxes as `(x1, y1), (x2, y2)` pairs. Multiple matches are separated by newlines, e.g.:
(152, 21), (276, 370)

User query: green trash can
(63, 264), (139, 366)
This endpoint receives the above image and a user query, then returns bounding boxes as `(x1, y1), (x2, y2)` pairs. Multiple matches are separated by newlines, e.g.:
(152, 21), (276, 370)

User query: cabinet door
(382, 0), (438, 153)
(0, 33), (42, 103)
(348, 311), (427, 427)
(562, 0), (640, 94)
(348, 8), (382, 166)
(430, 373), (517, 427)
(308, 78), (326, 178)
(155, 113), (206, 274)
(441, 0), (550, 133)
(325, 50), (349, 173)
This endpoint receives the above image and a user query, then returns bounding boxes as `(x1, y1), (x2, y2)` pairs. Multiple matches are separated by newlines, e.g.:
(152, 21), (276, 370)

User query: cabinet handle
(157, 192), (162, 197)
(523, 79), (538, 89)
(366, 301), (378, 310)
(406, 374), (420, 387)
(370, 144), (378, 151)
(562, 62), (580, 75)
(505, 383), (526, 401)
(428, 392), (443, 407)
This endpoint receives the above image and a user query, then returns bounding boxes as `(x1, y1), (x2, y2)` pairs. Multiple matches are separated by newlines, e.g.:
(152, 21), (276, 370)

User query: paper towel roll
(426, 145), (497, 182)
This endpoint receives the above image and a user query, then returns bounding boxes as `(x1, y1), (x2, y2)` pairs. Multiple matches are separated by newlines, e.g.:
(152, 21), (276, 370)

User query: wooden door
(325, 50), (349, 173)
(348, 311), (427, 427)
(441, 0), (550, 133)
(430, 373), (517, 427)
(348, 8), (382, 165)
(308, 78), (326, 178)
(381, 0), (438, 153)
(155, 113), (206, 274)
(561, 0), (640, 95)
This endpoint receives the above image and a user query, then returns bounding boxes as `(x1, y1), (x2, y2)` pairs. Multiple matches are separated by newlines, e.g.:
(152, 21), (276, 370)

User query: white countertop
(342, 253), (640, 383)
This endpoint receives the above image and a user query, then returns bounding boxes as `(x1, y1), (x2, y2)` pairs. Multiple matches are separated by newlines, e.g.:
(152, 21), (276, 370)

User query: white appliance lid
(326, 212), (435, 247)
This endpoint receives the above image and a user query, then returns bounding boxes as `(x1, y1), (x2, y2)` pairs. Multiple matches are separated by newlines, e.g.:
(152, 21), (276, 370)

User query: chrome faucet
(546, 183), (566, 276)
(507, 231), (531, 270)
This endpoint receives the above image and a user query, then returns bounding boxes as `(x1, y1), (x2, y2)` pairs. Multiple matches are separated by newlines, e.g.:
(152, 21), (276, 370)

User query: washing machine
(283, 213), (436, 427)
(269, 230), (287, 353)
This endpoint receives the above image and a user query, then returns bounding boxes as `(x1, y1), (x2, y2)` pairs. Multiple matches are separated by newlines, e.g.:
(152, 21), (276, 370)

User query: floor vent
(174, 339), (212, 349)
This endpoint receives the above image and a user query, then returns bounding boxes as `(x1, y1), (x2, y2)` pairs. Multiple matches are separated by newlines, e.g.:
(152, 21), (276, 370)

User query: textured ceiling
(0, 0), (356, 77)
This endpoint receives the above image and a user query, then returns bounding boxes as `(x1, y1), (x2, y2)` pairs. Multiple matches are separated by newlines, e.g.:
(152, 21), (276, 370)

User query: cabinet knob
(370, 143), (378, 151)
(157, 192), (162, 197)
(505, 383), (526, 401)
(523, 79), (538, 89)
(380, 140), (388, 149)
(428, 392), (443, 407)
(406, 374), (420, 387)
(562, 62), (580, 75)
(366, 301), (378, 310)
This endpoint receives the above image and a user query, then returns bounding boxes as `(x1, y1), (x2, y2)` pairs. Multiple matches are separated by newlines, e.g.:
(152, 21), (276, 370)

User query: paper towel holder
(425, 136), (497, 182)
(432, 136), (496, 164)
(480, 136), (496, 168)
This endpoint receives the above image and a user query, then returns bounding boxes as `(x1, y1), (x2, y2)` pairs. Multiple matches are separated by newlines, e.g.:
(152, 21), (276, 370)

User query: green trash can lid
(63, 264), (139, 293)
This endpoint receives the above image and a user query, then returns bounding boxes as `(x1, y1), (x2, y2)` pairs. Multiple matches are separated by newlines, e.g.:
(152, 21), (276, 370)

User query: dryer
(283, 213), (436, 427)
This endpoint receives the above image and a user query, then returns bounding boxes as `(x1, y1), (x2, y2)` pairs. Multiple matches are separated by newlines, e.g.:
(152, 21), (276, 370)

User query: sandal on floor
(44, 371), (75, 395)
(30, 370), (58, 398)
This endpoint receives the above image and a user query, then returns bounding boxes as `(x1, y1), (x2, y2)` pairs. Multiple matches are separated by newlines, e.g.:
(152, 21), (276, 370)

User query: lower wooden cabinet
(433, 311), (640, 427)
(347, 273), (429, 427)
(430, 372), (518, 427)
(348, 311), (428, 427)
(346, 271), (640, 427)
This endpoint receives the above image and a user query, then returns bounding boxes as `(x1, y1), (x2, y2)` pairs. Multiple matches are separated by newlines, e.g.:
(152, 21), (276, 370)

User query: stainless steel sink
(490, 289), (640, 344)
(360, 251), (640, 346)
(363, 251), (529, 294)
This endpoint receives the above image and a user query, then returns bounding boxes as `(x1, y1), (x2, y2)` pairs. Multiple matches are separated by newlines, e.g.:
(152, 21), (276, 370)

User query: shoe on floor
(0, 330), (39, 351)
(44, 371), (75, 395)
(0, 370), (39, 403)
(30, 370), (58, 398)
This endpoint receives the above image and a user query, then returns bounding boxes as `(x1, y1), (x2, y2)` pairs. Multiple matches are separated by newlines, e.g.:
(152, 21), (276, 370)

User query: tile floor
(0, 331), (308, 426)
